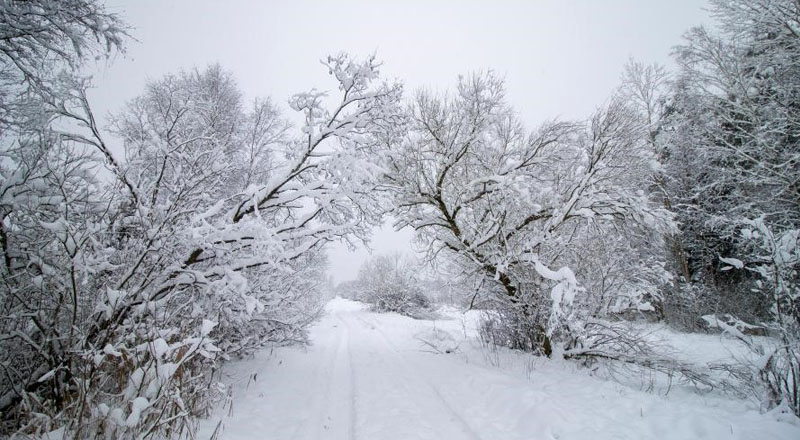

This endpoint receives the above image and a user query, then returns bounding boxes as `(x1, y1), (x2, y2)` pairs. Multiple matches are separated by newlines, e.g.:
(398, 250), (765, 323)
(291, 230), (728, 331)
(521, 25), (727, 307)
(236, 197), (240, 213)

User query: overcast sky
(89, 0), (710, 283)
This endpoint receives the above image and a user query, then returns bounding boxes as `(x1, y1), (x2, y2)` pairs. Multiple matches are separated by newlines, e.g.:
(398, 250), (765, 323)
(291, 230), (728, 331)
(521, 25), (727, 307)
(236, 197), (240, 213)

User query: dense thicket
(660, 0), (799, 326)
(657, 0), (799, 414)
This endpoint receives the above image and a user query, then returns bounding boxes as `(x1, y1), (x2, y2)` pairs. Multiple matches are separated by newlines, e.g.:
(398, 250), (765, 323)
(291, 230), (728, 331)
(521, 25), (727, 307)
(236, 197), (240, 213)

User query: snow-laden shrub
(477, 306), (551, 356)
(63, 320), (223, 439)
(333, 280), (362, 301)
(761, 342), (800, 417)
(354, 254), (431, 317)
(718, 219), (800, 416)
(662, 283), (723, 331)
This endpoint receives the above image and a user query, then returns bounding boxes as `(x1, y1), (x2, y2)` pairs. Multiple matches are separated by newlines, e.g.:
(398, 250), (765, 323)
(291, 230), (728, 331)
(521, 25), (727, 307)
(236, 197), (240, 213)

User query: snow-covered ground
(198, 298), (799, 440)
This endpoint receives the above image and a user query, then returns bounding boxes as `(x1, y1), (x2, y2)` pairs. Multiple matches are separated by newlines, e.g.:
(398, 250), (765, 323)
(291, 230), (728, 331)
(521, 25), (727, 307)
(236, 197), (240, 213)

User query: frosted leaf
(109, 407), (124, 426)
(201, 319), (217, 337)
(157, 363), (178, 381)
(719, 257), (744, 269)
(152, 338), (170, 358)
(103, 344), (122, 357)
(125, 397), (149, 427)
(37, 368), (57, 383)
(637, 302), (655, 311)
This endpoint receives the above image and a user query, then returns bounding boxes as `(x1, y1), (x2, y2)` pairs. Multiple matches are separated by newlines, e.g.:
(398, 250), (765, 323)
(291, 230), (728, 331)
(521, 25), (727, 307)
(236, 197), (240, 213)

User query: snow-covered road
(199, 299), (799, 440)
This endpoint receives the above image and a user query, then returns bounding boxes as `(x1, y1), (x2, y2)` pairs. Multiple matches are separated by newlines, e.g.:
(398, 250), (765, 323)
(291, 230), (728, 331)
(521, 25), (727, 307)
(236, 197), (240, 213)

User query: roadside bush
(354, 254), (431, 317)
(477, 303), (551, 356)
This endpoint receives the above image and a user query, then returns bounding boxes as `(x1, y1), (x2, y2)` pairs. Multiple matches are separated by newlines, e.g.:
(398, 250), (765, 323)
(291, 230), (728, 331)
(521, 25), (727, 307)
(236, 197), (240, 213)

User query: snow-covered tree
(381, 72), (673, 355)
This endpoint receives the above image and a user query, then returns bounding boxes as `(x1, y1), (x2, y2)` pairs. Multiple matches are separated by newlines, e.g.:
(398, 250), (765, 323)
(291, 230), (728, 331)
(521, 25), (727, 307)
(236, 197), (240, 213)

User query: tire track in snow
(291, 317), (339, 440)
(344, 310), (484, 440)
(310, 312), (356, 440)
(335, 313), (358, 440)
(287, 313), (355, 440)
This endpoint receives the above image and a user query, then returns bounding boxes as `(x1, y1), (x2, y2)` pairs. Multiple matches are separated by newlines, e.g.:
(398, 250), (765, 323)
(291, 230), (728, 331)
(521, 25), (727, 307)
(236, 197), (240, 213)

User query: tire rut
(343, 310), (483, 440)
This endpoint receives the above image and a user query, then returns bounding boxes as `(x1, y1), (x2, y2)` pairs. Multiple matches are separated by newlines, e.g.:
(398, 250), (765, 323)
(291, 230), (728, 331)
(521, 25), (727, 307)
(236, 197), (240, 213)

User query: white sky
(88, 0), (710, 284)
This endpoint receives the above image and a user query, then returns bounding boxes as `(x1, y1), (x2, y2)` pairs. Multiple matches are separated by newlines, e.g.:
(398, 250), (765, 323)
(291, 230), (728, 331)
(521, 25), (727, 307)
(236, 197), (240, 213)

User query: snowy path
(199, 299), (799, 440)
